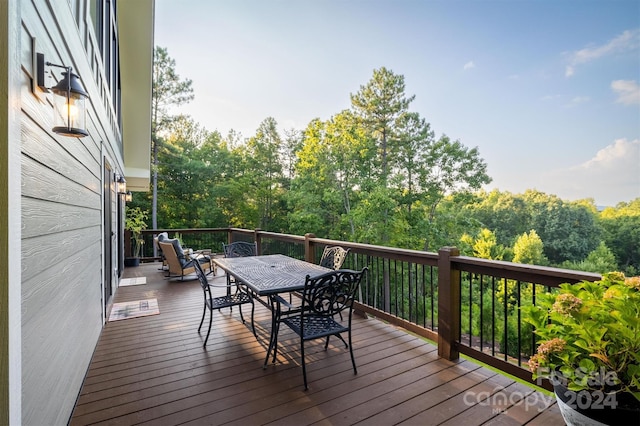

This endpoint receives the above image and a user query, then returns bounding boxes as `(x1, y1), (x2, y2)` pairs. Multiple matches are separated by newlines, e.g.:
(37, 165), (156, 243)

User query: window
(87, 0), (121, 133)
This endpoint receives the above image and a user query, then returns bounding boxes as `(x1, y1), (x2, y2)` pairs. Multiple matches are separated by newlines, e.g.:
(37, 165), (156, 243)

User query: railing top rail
(452, 255), (601, 286)
(142, 228), (229, 234)
(308, 236), (440, 265)
(257, 231), (305, 243)
(228, 227), (253, 235)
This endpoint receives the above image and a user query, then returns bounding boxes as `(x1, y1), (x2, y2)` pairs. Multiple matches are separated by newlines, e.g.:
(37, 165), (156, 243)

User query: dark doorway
(103, 161), (114, 312)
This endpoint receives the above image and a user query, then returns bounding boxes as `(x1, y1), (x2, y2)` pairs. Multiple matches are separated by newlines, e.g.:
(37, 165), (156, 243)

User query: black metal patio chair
(193, 260), (255, 347)
(221, 240), (258, 290)
(222, 241), (258, 258)
(319, 246), (350, 270)
(266, 267), (368, 390)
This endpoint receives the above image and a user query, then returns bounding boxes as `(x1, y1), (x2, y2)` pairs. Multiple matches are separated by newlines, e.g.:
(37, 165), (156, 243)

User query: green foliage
(464, 190), (604, 267)
(125, 207), (148, 257)
(531, 194), (600, 263)
(513, 230), (547, 265)
(350, 66), (414, 182)
(599, 199), (640, 275)
(460, 228), (507, 260)
(245, 117), (288, 231)
(560, 241), (618, 274)
(522, 273), (640, 401)
(152, 46), (194, 135)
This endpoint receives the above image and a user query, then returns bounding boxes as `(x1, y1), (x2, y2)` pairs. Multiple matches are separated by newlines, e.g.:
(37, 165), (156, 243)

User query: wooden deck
(70, 262), (565, 425)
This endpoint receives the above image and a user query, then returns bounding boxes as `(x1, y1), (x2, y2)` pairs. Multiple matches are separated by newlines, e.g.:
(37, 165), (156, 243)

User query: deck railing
(136, 227), (600, 389)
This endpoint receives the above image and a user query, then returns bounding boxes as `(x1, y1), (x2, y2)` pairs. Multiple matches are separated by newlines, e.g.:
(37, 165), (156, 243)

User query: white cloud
(564, 96), (590, 108)
(612, 80), (640, 105)
(565, 28), (640, 77)
(565, 66), (575, 78)
(463, 61), (475, 70)
(539, 139), (640, 206)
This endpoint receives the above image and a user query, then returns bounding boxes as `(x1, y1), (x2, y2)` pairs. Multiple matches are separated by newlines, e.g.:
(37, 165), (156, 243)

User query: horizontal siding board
(21, 106), (100, 190)
(22, 241), (102, 426)
(21, 155), (99, 209)
(21, 197), (99, 239)
(21, 237), (102, 311)
(21, 225), (101, 281)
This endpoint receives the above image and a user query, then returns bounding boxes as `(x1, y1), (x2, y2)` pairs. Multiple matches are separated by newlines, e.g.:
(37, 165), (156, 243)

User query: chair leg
(197, 303), (206, 332)
(348, 330), (357, 375)
(335, 334), (348, 349)
(271, 320), (281, 364)
(264, 319), (280, 368)
(203, 308), (213, 348)
(250, 301), (256, 337)
(238, 303), (246, 324)
(301, 339), (308, 390)
(226, 275), (233, 312)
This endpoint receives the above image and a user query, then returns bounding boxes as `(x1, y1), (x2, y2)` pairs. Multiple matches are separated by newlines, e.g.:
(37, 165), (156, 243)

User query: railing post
(438, 246), (460, 361)
(304, 233), (316, 263)
(254, 229), (262, 255)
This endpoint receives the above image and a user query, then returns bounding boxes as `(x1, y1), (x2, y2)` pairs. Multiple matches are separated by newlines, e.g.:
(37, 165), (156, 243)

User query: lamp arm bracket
(45, 61), (70, 72)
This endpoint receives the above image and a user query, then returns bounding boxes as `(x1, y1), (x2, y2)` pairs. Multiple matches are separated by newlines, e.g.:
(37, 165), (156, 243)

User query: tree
(156, 115), (209, 228)
(350, 67), (414, 183)
(599, 198), (640, 275)
(392, 112), (434, 217)
(151, 47), (194, 230)
(288, 112), (370, 239)
(524, 192), (601, 264)
(245, 117), (287, 230)
(419, 135), (491, 245)
(560, 241), (618, 273)
(350, 67), (414, 244)
(465, 190), (602, 266)
(280, 128), (303, 184)
(513, 230), (547, 265)
(460, 228), (507, 260)
(463, 190), (532, 247)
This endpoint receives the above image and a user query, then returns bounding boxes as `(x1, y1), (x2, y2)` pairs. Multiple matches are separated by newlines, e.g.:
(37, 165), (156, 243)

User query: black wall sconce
(125, 191), (133, 202)
(36, 53), (89, 138)
(117, 176), (127, 194)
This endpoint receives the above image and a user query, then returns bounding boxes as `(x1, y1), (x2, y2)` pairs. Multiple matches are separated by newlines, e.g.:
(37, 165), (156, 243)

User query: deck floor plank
(69, 263), (564, 426)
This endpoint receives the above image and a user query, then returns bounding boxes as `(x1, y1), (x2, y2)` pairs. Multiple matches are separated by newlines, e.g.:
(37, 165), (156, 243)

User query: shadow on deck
(69, 262), (564, 425)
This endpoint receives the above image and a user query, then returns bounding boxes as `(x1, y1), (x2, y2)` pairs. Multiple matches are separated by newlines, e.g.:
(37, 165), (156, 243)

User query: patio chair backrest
(319, 246), (350, 270)
(223, 241), (258, 258)
(193, 259), (209, 292)
(158, 241), (185, 272)
(300, 268), (366, 318)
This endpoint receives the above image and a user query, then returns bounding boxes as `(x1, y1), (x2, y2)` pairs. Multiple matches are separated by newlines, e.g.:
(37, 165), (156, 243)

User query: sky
(154, 0), (640, 207)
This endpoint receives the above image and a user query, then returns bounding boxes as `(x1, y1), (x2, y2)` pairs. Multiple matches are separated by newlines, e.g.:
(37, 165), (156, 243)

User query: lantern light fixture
(117, 176), (127, 194)
(36, 53), (89, 138)
(125, 191), (133, 203)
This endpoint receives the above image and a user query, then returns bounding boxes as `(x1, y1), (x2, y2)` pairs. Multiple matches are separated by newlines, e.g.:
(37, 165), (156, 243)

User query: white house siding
(1, 0), (23, 423)
(19, 1), (123, 424)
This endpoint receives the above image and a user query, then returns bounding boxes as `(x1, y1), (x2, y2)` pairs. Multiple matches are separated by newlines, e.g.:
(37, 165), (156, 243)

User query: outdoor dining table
(212, 254), (331, 364)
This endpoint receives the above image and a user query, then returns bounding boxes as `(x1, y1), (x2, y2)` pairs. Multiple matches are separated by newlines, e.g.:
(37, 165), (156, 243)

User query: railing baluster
(479, 274), (484, 354)
(492, 276), (496, 357)
(503, 277), (508, 362)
